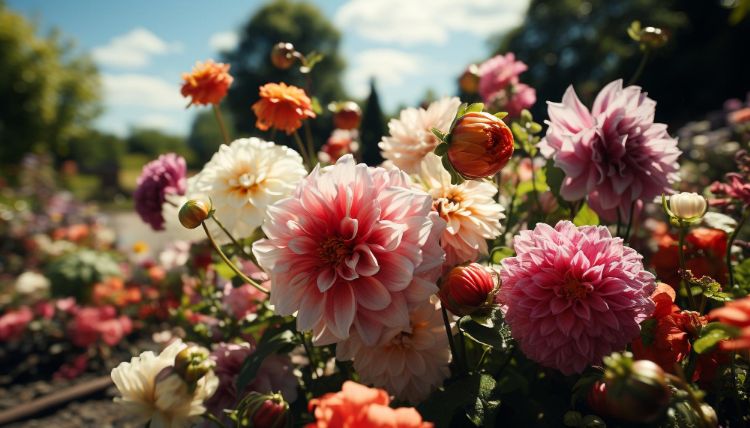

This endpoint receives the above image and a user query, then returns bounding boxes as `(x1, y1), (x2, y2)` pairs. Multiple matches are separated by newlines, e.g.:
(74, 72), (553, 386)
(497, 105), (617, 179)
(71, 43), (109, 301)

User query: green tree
(186, 108), (234, 166)
(126, 128), (194, 163)
(359, 79), (386, 166)
(0, 4), (100, 168)
(67, 130), (125, 196)
(222, 0), (346, 147)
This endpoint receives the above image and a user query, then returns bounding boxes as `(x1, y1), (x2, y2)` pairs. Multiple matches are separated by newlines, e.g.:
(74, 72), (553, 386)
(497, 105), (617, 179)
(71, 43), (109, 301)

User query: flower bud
(240, 392), (289, 428)
(447, 111), (514, 179)
(439, 263), (496, 316)
(666, 192), (707, 221)
(179, 199), (211, 229)
(330, 101), (362, 130)
(174, 345), (213, 385)
(458, 64), (480, 94)
(639, 26), (669, 49)
(271, 42), (297, 70)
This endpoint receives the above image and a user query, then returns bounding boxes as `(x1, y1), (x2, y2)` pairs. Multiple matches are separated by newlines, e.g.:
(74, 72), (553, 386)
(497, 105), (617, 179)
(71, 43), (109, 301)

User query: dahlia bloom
(252, 82), (316, 134)
(651, 226), (727, 288)
(68, 305), (133, 348)
(416, 153), (504, 266)
(111, 340), (219, 428)
(498, 221), (656, 375)
(708, 296), (750, 351)
(253, 155), (446, 345)
(0, 306), (33, 342)
(319, 129), (359, 164)
(188, 138), (306, 240)
(380, 97), (461, 174)
(306, 381), (433, 428)
(336, 300), (451, 403)
(539, 80), (681, 220)
(205, 343), (297, 420)
(477, 53), (536, 117)
(134, 153), (187, 231)
(180, 60), (233, 106)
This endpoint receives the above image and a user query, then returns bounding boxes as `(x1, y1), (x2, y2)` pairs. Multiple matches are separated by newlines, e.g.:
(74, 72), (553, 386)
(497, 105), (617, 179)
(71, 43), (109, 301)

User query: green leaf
(543, 160), (565, 198)
(465, 103), (484, 114)
(510, 122), (528, 144)
(213, 260), (236, 279)
(236, 329), (295, 391)
(494, 112), (508, 120)
(573, 202), (599, 226)
(527, 122), (543, 134)
(470, 306), (504, 329)
(310, 97), (323, 115)
(455, 103), (469, 120)
(490, 246), (514, 264)
(417, 374), (481, 428)
(432, 128), (447, 144)
(467, 374), (500, 426)
(693, 322), (737, 354)
(459, 316), (508, 349)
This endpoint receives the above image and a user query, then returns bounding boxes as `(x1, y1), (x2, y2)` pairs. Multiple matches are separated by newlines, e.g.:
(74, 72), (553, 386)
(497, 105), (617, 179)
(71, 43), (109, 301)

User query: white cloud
(345, 49), (423, 98)
(92, 28), (182, 68)
(102, 74), (185, 109)
(209, 31), (239, 52)
(335, 0), (529, 46)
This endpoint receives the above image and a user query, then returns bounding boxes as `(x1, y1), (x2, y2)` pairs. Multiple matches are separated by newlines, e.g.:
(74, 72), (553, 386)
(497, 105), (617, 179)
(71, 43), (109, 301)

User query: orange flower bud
(178, 199), (211, 229)
(270, 42), (297, 70)
(447, 112), (514, 179)
(331, 101), (362, 130)
(439, 263), (496, 316)
(458, 64), (480, 94)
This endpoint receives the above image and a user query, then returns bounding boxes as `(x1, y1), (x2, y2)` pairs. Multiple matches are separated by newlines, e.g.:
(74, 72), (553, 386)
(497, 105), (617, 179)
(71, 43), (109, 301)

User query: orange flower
(181, 60), (233, 106)
(306, 381), (433, 428)
(447, 111), (514, 179)
(651, 226), (728, 288)
(252, 82), (316, 134)
(708, 296), (750, 351)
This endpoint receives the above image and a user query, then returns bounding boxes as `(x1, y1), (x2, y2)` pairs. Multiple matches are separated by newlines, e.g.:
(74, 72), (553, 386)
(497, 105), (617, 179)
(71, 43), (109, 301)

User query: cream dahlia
(538, 80), (681, 220)
(188, 138), (307, 239)
(416, 153), (504, 266)
(380, 97), (461, 174)
(110, 340), (219, 428)
(498, 221), (656, 375)
(253, 155), (446, 346)
(336, 300), (451, 403)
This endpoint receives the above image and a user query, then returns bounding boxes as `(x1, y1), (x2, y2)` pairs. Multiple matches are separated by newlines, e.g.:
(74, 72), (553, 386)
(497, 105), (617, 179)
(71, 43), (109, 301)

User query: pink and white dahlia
(336, 300), (451, 403)
(538, 80), (681, 220)
(253, 155), (446, 345)
(498, 221), (656, 375)
(478, 53), (536, 118)
(380, 97), (461, 174)
(416, 153), (504, 267)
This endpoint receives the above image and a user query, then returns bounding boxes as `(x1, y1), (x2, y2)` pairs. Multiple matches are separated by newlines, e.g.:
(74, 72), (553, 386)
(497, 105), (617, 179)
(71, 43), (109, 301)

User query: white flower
(188, 138), (307, 239)
(336, 300), (451, 403)
(380, 97), (461, 174)
(15, 271), (50, 296)
(416, 153), (505, 266)
(110, 340), (219, 428)
(159, 240), (191, 270)
(668, 192), (707, 220)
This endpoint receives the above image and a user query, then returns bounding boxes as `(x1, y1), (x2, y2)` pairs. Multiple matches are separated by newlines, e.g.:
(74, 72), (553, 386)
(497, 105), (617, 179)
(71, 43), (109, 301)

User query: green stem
(212, 105), (230, 145)
(727, 209), (749, 291)
(201, 221), (269, 295)
(211, 214), (256, 264)
(457, 328), (468, 374)
(624, 200), (637, 244)
(298, 331), (318, 380)
(628, 48), (650, 86)
(441, 305), (459, 372)
(202, 411), (228, 428)
(304, 121), (317, 167)
(678, 222), (697, 310)
(528, 152), (540, 216)
(616, 210), (622, 237)
(293, 131), (312, 169)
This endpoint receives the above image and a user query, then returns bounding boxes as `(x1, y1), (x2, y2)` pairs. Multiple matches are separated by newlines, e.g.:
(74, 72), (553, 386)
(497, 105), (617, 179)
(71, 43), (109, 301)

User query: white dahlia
(188, 138), (306, 239)
(380, 97), (461, 174)
(110, 340), (219, 428)
(416, 153), (504, 267)
(336, 300), (451, 404)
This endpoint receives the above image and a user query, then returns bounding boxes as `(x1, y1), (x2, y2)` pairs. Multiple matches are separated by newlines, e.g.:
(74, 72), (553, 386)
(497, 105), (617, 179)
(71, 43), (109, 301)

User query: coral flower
(380, 97), (462, 174)
(651, 226), (727, 288)
(252, 82), (316, 134)
(447, 111), (514, 179)
(539, 80), (681, 220)
(498, 221), (656, 375)
(181, 60), (233, 106)
(253, 155), (446, 345)
(134, 153), (187, 231)
(307, 381), (433, 428)
(416, 153), (504, 266)
(336, 300), (452, 403)
(708, 296), (750, 351)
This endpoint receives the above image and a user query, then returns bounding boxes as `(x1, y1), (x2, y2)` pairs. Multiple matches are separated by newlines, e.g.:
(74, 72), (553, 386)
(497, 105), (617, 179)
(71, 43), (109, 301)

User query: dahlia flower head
(498, 221), (656, 375)
(253, 155), (446, 346)
(708, 296), (750, 351)
(252, 82), (316, 134)
(477, 53), (536, 117)
(336, 300), (452, 403)
(188, 138), (307, 240)
(380, 97), (461, 174)
(538, 80), (681, 220)
(415, 153), (504, 266)
(134, 153), (187, 231)
(180, 60), (233, 106)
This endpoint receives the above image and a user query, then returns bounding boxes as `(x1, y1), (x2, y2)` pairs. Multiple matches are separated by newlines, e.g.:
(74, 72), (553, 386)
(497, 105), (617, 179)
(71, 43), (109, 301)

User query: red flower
(439, 263), (496, 316)
(447, 112), (514, 179)
(708, 296), (750, 351)
(651, 226), (728, 288)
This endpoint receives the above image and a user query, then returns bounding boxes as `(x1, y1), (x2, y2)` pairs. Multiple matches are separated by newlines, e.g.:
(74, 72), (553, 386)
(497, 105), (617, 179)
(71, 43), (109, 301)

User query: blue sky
(8, 0), (528, 137)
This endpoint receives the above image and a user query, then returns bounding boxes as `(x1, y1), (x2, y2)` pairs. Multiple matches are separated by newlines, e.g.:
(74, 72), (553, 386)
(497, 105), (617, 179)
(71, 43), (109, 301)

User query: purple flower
(539, 80), (681, 220)
(134, 153), (187, 230)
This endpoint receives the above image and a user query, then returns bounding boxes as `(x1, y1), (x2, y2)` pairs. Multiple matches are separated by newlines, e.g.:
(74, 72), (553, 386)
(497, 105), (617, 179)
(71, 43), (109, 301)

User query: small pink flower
(478, 53), (536, 117)
(253, 155), (446, 345)
(0, 306), (33, 342)
(68, 306), (133, 348)
(498, 221), (656, 374)
(223, 283), (265, 320)
(539, 80), (680, 220)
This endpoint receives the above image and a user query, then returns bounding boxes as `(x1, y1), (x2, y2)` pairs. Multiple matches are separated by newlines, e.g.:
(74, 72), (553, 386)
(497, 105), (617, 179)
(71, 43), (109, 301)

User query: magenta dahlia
(498, 221), (656, 375)
(134, 153), (187, 230)
(538, 80), (681, 220)
(252, 155), (446, 346)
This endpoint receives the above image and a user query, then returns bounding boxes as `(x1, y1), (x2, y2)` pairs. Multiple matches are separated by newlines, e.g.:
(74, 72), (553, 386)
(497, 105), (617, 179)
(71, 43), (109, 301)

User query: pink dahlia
(134, 153), (187, 231)
(478, 53), (536, 117)
(498, 221), (656, 375)
(538, 80), (681, 220)
(253, 155), (446, 345)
